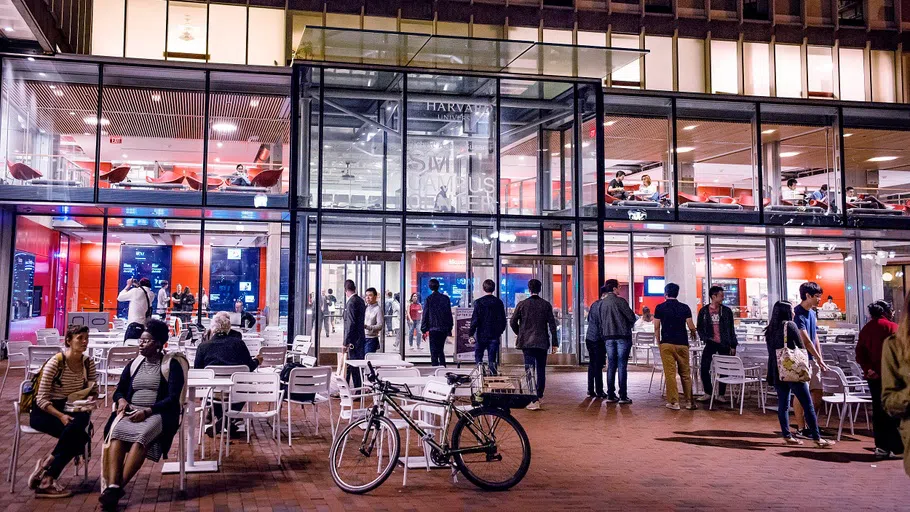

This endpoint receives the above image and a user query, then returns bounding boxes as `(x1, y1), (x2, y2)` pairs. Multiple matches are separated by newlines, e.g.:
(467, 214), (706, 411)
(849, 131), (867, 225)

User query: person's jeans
(868, 379), (905, 453)
(474, 338), (500, 375)
(701, 342), (730, 397)
(364, 337), (379, 355)
(428, 331), (448, 367)
(29, 399), (92, 478)
(408, 321), (421, 348)
(659, 343), (693, 405)
(522, 348), (548, 399)
(774, 381), (820, 440)
(585, 339), (606, 395)
(605, 338), (632, 398)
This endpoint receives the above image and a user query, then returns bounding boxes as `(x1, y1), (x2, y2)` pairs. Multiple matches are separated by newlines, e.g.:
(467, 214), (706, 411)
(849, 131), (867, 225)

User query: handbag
(776, 321), (811, 383)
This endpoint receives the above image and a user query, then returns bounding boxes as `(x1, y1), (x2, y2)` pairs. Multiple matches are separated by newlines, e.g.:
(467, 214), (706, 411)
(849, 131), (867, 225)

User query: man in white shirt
(821, 296), (839, 311)
(118, 277), (156, 339)
(156, 280), (170, 317)
(781, 178), (803, 204)
(363, 287), (384, 355)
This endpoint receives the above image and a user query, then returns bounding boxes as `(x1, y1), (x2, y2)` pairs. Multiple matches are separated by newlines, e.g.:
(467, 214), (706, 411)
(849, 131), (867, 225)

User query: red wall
(10, 217), (60, 343)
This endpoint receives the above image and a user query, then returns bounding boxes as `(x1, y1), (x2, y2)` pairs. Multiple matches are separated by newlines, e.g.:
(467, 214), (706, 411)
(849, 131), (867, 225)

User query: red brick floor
(1, 363), (907, 511)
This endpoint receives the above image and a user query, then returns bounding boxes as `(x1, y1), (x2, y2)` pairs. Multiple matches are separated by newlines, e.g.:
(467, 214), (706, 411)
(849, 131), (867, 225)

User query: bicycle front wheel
(451, 407), (531, 491)
(329, 416), (400, 494)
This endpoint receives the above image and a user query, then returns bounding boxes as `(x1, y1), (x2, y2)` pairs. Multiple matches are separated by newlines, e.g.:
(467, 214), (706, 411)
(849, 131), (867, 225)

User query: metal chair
(648, 345), (664, 393)
(284, 366), (333, 443)
(709, 355), (765, 414)
(1, 341), (31, 395)
(102, 346), (140, 406)
(220, 372), (283, 465)
(821, 368), (871, 441)
(27, 346), (62, 378)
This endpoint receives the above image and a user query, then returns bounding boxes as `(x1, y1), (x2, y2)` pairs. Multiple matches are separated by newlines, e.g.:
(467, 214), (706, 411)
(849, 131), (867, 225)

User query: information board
(702, 278), (740, 307)
(454, 307), (475, 358)
(210, 247), (260, 312)
(11, 251), (36, 320)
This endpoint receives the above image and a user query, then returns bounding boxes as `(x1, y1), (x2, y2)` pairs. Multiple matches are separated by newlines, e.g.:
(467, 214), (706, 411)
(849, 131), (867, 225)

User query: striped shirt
(35, 354), (97, 410)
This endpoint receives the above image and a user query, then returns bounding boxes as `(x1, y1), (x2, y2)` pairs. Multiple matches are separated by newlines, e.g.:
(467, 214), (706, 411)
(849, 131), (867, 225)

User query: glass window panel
(0, 59), (100, 203)
(710, 236), (769, 323)
(291, 12), (324, 57)
(500, 79), (574, 216)
(710, 40), (738, 94)
(644, 36), (673, 91)
(839, 48), (867, 101)
(631, 233), (706, 325)
(508, 26), (538, 42)
(871, 50), (896, 103)
(363, 16), (396, 31)
(578, 84), (598, 213)
(437, 22), (469, 37)
(125, 0), (166, 60)
(98, 66), (206, 205)
(785, 238), (859, 328)
(166, 1), (207, 61)
(206, 72), (290, 209)
(807, 46), (835, 98)
(320, 215), (401, 252)
(859, 240), (907, 324)
(577, 31), (605, 47)
(542, 29), (572, 44)
(248, 7), (285, 66)
(775, 44), (805, 98)
(408, 74), (495, 214)
(92, 0), (125, 57)
(675, 99), (759, 223)
(300, 67), (320, 208)
(472, 24), (504, 39)
(325, 13), (360, 29)
(400, 19), (433, 35)
(744, 42), (771, 96)
(610, 34), (641, 88)
(678, 38), (706, 93)
(209, 4), (247, 65)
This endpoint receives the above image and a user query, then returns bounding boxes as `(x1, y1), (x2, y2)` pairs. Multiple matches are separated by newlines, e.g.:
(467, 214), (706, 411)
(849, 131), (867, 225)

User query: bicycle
(329, 362), (532, 494)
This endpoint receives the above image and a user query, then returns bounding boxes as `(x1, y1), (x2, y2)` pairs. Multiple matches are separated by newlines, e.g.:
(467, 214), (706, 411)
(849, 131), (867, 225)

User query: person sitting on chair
(608, 171), (630, 200)
(99, 319), (187, 510)
(230, 164), (251, 186)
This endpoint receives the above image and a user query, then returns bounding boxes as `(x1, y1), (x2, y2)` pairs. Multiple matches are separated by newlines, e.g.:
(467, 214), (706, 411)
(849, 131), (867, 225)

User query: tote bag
(776, 321), (811, 383)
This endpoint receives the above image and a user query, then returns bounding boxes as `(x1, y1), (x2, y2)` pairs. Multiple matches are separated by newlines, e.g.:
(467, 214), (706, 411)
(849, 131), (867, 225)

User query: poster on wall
(209, 247), (260, 313)
(454, 307), (475, 360)
(11, 251), (36, 321)
(118, 245), (173, 318)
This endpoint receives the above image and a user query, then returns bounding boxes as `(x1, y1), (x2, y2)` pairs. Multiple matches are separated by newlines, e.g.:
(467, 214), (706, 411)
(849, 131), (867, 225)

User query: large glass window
(248, 8), (285, 66)
(98, 66), (206, 205)
(631, 233), (706, 322)
(165, 1), (207, 61)
(871, 50), (896, 103)
(785, 238), (859, 328)
(839, 48), (867, 101)
(408, 74), (495, 214)
(807, 46), (835, 99)
(675, 99), (759, 223)
(208, 4), (247, 65)
(644, 36), (673, 91)
(775, 44), (805, 99)
(500, 79), (575, 216)
(709, 236), (769, 326)
(744, 42), (771, 97)
(0, 58), (100, 203)
(610, 34), (641, 88)
(710, 40), (739, 94)
(678, 38), (706, 93)
(125, 0), (166, 60)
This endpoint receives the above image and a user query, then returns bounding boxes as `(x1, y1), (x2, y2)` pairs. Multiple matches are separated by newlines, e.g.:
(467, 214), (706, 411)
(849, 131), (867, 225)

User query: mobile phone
(124, 408), (137, 416)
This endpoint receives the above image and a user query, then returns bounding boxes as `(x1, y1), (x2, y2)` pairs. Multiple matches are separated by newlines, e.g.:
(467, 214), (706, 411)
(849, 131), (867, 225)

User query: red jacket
(856, 317), (898, 378)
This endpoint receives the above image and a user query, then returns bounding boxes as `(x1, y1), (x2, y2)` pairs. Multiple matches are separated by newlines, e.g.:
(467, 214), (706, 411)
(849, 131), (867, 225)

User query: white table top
(187, 378), (234, 388)
(346, 359), (414, 368)
(383, 376), (443, 388)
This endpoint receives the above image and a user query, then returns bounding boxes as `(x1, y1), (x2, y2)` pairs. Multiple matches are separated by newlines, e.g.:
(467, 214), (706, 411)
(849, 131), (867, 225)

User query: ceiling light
(83, 132), (90, 136)
(39, 72), (46, 77)
(675, 147), (695, 153)
(4, 27), (13, 32)
(216, 142), (223, 148)
(212, 122), (236, 133)
(27, 57), (35, 62)
(121, 153), (128, 159)
(762, 129), (776, 134)
(53, 90), (63, 97)
(604, 120), (616, 127)
(49, 85), (56, 89)
(69, 111), (75, 116)
(780, 151), (800, 157)
(215, 157), (220, 162)
(867, 156), (898, 162)
(83, 116), (110, 126)
(683, 125), (698, 131)
(842, 133), (853, 137)
(249, 98), (260, 108)
(582, 141), (591, 148)
(882, 271), (894, 282)
(151, 93), (161, 102)
(564, 143), (572, 148)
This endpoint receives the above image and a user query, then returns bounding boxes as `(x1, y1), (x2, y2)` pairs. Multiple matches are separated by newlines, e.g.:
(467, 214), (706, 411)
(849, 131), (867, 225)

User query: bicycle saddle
(446, 373), (472, 386)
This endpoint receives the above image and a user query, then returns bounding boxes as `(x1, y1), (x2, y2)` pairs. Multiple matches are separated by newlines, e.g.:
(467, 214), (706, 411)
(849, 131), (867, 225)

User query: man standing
(364, 287), (384, 355)
(696, 285), (739, 402)
(654, 282), (698, 411)
(469, 279), (507, 374)
(326, 288), (338, 333)
(421, 279), (454, 367)
(510, 279), (558, 411)
(118, 277), (155, 340)
(598, 279), (637, 403)
(343, 279), (367, 387)
(156, 280), (170, 318)
(585, 286), (608, 398)
(793, 282), (825, 439)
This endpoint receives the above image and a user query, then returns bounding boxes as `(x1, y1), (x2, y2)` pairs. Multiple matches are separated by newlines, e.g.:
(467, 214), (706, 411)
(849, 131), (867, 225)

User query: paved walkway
(0, 363), (907, 511)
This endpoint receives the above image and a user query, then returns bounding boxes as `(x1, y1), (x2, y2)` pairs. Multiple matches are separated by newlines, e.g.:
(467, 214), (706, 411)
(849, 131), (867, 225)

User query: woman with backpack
(28, 325), (98, 498)
(99, 319), (187, 510)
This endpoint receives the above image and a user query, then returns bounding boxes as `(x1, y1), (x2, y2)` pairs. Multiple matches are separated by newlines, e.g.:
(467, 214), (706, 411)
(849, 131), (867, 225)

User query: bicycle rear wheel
(451, 407), (531, 491)
(329, 416), (400, 494)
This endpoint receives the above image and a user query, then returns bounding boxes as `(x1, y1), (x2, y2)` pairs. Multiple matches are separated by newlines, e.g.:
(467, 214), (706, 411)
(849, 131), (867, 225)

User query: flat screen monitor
(117, 245), (172, 319)
(644, 276), (666, 296)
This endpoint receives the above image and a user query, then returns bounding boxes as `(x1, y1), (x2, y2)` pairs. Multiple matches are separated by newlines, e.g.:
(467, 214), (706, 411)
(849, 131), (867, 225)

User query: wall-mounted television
(644, 276), (666, 296)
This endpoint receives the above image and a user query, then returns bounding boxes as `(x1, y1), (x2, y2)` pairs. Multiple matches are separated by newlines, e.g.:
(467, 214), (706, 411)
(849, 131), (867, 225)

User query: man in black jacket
(696, 285), (739, 402)
(598, 279), (636, 404)
(585, 286), (608, 398)
(510, 279), (558, 411)
(421, 279), (454, 367)
(470, 279), (507, 374)
(342, 279), (367, 386)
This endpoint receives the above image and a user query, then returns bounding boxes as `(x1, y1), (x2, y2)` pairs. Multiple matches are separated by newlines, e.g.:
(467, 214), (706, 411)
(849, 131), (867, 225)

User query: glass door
(320, 251), (402, 355)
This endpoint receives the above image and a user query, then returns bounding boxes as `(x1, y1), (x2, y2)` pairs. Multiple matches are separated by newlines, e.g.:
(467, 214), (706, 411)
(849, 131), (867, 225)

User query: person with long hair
(881, 292), (910, 476)
(765, 301), (833, 447)
(857, 300), (904, 459)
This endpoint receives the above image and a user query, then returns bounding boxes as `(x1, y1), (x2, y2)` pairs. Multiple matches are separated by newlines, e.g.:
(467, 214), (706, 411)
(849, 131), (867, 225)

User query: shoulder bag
(776, 321), (811, 383)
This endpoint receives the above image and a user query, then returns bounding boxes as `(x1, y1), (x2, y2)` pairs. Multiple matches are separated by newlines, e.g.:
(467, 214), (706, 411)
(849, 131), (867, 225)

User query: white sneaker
(784, 436), (803, 445)
(695, 394), (712, 402)
(525, 401), (541, 411)
(715, 396), (729, 404)
(665, 402), (681, 410)
(815, 438), (835, 448)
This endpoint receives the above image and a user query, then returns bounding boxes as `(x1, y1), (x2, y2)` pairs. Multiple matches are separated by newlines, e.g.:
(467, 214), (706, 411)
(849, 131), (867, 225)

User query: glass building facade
(3, 40), (910, 365)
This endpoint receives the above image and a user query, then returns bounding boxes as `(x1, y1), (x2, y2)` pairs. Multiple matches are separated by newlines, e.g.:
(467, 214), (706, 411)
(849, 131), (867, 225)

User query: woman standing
(764, 301), (833, 447)
(100, 319), (186, 510)
(408, 293), (423, 350)
(856, 300), (904, 459)
(28, 325), (98, 498)
(882, 292), (910, 477)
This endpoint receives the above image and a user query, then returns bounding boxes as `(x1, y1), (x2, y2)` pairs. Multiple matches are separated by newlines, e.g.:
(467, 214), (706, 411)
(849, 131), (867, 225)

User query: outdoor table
(346, 359), (415, 389)
(162, 377), (234, 490)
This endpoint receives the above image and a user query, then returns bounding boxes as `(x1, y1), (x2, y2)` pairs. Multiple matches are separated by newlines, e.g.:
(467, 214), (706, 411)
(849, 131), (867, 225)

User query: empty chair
(188, 368), (215, 458)
(709, 355), (765, 414)
(288, 336), (312, 362)
(258, 346), (287, 368)
(377, 368), (421, 379)
(284, 366), (333, 443)
(27, 346), (62, 378)
(649, 345), (664, 393)
(821, 368), (872, 441)
(365, 352), (403, 362)
(220, 372), (283, 465)
(833, 334), (857, 344)
(332, 374), (373, 439)
(631, 331), (656, 364)
(1, 341), (31, 395)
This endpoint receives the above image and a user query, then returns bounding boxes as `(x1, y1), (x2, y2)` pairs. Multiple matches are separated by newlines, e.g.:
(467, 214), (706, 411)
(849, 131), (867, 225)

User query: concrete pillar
(665, 235), (698, 308)
(265, 223), (282, 327)
(766, 237), (786, 312)
(763, 141), (782, 204)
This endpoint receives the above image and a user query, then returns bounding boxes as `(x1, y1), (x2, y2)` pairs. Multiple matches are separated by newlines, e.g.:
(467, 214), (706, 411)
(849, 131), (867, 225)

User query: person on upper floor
(857, 300), (904, 460)
(782, 178), (803, 204)
(808, 184), (829, 203)
(608, 171), (630, 201)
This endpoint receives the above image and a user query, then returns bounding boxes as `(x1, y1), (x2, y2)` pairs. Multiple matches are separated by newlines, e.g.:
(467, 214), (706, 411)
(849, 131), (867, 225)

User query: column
(265, 223), (282, 327)
(665, 235), (698, 307)
(763, 141), (782, 204)
(765, 237), (786, 310)
(0, 208), (13, 338)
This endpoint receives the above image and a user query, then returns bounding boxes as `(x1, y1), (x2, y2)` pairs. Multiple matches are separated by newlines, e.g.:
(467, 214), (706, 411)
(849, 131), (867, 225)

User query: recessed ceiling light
(843, 133), (853, 137)
(683, 125), (698, 131)
(582, 141), (590, 148)
(762, 129), (776, 134)
(4, 27), (13, 32)
(121, 153), (128, 159)
(212, 122), (237, 133)
(780, 151), (801, 157)
(604, 120), (617, 127)
(216, 142), (223, 148)
(249, 98), (260, 108)
(38, 72), (46, 77)
(713, 179), (719, 183)
(867, 156), (898, 162)
(215, 157), (220, 162)
(49, 85), (56, 89)
(83, 116), (109, 126)
(27, 57), (35, 62)
(69, 112), (75, 116)
(151, 93), (161, 102)
(83, 132), (90, 135)
(675, 147), (695, 153)
(564, 143), (572, 148)
(53, 90), (63, 97)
